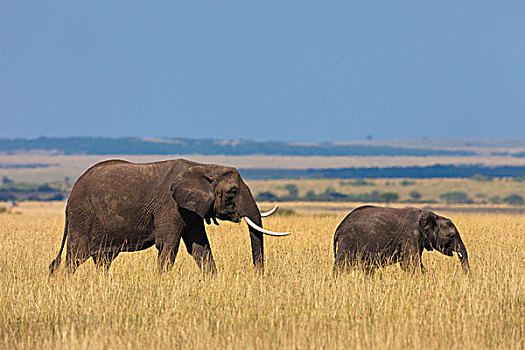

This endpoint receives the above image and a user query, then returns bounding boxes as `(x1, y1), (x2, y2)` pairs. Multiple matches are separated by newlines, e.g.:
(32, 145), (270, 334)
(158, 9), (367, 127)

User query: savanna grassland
(4, 153), (525, 184)
(1, 202), (524, 349)
(248, 177), (525, 204)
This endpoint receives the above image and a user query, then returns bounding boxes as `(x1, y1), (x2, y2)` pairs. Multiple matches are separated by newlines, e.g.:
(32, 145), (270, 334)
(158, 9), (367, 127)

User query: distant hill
(0, 137), (476, 157)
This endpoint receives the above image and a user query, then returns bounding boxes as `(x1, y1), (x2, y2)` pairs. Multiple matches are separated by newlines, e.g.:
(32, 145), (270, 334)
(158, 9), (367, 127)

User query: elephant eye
(227, 187), (238, 196)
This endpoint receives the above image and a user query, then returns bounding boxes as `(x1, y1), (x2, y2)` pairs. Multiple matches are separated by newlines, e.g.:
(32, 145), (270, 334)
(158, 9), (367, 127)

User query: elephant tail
(49, 213), (68, 276)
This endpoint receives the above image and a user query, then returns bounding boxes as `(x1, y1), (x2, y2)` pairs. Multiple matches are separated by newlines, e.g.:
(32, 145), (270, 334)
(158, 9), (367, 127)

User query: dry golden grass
(1, 202), (524, 349)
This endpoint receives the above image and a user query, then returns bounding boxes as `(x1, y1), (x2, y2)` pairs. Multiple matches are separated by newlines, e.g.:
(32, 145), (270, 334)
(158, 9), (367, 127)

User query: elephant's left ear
(171, 166), (216, 218)
(419, 210), (437, 249)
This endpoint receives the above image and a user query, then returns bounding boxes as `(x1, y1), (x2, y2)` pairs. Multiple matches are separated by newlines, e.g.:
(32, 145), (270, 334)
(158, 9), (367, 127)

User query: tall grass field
(1, 202), (524, 349)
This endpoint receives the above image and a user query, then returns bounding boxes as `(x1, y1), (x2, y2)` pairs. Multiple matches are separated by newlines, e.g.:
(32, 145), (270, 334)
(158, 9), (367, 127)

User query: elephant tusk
(457, 251), (463, 259)
(243, 216), (291, 236)
(260, 205), (279, 217)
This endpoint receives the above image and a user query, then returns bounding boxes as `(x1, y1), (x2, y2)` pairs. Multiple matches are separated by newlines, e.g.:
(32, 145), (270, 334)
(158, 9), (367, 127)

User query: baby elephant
(333, 206), (470, 274)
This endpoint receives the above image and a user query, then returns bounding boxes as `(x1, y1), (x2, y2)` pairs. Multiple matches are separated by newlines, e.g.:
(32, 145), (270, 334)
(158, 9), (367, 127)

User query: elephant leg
(92, 252), (119, 271)
(333, 259), (345, 275)
(65, 241), (90, 274)
(181, 215), (217, 274)
(156, 238), (182, 272)
(361, 260), (378, 275)
(400, 254), (421, 273)
(63, 224), (91, 274)
(398, 243), (424, 273)
(334, 250), (351, 273)
(353, 250), (377, 274)
(418, 252), (426, 273)
(153, 209), (185, 273)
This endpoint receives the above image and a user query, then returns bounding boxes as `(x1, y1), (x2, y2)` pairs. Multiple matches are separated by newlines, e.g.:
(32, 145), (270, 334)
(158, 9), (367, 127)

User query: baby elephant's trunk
(455, 239), (470, 274)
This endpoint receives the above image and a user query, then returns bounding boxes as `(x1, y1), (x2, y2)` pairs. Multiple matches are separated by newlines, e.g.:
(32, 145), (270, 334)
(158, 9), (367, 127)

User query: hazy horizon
(2, 135), (525, 145)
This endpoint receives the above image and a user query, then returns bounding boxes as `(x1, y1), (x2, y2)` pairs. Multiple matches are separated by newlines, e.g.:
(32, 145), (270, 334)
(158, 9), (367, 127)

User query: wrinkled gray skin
(333, 206), (470, 274)
(49, 159), (264, 274)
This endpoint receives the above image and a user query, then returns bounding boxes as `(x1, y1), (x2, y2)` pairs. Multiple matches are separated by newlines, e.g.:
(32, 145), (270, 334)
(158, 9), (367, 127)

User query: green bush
(0, 194), (16, 201)
(339, 179), (374, 187)
(304, 190), (316, 201)
(256, 191), (278, 202)
(2, 176), (13, 185)
(283, 184), (299, 198)
(440, 191), (473, 204)
(352, 191), (399, 203)
(409, 191), (422, 200)
(503, 194), (524, 205)
(471, 174), (493, 182)
(382, 192), (399, 203)
(489, 196), (501, 204)
(274, 208), (296, 216)
(37, 184), (56, 192)
(317, 188), (349, 201)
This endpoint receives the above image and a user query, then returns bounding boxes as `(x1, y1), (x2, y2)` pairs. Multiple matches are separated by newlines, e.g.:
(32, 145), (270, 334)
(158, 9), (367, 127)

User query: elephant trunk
(248, 216), (264, 269)
(455, 238), (470, 274)
(237, 180), (264, 269)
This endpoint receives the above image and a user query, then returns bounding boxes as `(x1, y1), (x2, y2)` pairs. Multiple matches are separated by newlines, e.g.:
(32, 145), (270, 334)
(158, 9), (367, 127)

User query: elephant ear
(419, 210), (437, 251)
(171, 166), (217, 218)
(235, 178), (262, 225)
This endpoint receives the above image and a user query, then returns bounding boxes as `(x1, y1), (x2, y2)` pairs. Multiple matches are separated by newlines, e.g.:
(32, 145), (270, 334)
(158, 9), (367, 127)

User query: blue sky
(1, 1), (524, 142)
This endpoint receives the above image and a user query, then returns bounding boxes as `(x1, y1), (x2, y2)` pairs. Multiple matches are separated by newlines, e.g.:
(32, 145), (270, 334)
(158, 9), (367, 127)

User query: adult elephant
(49, 159), (290, 274)
(333, 206), (470, 274)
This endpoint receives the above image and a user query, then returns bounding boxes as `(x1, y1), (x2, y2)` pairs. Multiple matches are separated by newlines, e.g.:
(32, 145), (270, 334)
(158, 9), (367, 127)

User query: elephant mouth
(441, 241), (454, 256)
(215, 212), (239, 222)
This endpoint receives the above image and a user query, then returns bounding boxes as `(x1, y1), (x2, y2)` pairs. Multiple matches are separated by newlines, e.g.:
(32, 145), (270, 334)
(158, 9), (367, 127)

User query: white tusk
(243, 216), (291, 236)
(457, 251), (463, 259)
(260, 205), (279, 217)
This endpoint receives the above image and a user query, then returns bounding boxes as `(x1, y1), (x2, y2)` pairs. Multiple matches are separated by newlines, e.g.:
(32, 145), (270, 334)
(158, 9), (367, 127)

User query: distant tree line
(240, 165), (525, 180)
(0, 163), (58, 169)
(491, 151), (525, 158)
(255, 184), (525, 205)
(0, 177), (67, 202)
(439, 191), (524, 205)
(0, 137), (475, 157)
(256, 184), (402, 204)
(1, 176), (524, 205)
